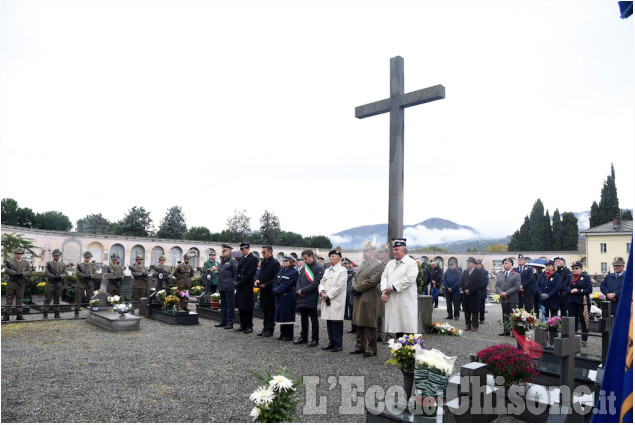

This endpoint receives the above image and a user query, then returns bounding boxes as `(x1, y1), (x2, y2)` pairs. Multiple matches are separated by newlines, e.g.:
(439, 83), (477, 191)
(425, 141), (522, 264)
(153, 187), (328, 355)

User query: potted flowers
(476, 344), (539, 389)
(543, 316), (561, 346)
(1, 282), (6, 296)
(36, 282), (46, 294)
(89, 299), (100, 311)
(413, 346), (456, 413)
(591, 292), (606, 308)
(190, 285), (204, 297)
(164, 295), (179, 313)
(210, 292), (221, 310)
(386, 334), (426, 400)
(249, 370), (299, 423)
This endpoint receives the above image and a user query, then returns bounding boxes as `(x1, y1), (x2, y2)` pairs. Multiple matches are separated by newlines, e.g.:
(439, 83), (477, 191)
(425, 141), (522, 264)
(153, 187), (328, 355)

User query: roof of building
(580, 220), (633, 235)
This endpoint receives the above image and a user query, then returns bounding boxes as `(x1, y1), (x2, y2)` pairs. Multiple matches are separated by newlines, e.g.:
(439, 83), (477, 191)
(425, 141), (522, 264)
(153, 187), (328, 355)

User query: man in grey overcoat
(495, 257), (521, 336)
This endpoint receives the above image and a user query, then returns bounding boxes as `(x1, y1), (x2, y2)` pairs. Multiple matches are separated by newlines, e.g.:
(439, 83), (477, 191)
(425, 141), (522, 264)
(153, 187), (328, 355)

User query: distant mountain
(329, 218), (480, 249)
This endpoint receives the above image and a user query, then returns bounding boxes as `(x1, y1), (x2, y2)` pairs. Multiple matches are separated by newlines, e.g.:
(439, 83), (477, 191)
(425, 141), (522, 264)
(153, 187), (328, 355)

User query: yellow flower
(1, 282), (6, 286)
(253, 287), (260, 293)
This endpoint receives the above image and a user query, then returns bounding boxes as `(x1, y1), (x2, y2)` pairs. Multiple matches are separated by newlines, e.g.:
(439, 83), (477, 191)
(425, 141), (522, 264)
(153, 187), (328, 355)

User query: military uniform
(130, 254), (149, 303)
(203, 251), (220, 294)
(75, 251), (97, 317)
(106, 254), (124, 296)
(154, 255), (172, 292)
(3, 248), (32, 321)
(44, 249), (67, 318)
(173, 254), (194, 310)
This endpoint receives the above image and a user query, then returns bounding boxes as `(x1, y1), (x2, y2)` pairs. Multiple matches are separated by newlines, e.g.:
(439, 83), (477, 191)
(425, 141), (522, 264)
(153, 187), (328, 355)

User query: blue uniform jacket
(563, 273), (592, 305)
(480, 269), (489, 299)
(536, 272), (562, 310)
(443, 268), (461, 293)
(273, 267), (299, 323)
(600, 272), (624, 313)
(516, 265), (536, 295)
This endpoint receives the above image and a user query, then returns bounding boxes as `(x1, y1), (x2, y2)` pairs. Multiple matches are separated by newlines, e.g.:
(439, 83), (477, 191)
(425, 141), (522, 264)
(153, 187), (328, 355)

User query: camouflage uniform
(3, 248), (32, 321)
(75, 251), (96, 317)
(173, 254), (194, 311)
(154, 255), (172, 292)
(44, 249), (67, 317)
(130, 254), (149, 303)
(106, 254), (124, 296)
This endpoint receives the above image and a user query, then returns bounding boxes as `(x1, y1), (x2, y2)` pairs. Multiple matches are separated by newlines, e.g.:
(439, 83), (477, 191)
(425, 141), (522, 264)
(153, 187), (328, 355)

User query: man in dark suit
(234, 242), (258, 334)
(254, 245), (281, 337)
(516, 254), (536, 313)
(460, 257), (483, 332)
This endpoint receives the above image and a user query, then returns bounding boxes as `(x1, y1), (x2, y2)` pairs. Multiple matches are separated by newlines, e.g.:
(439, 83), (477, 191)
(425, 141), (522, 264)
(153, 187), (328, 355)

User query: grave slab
(29, 295), (72, 312)
(86, 310), (140, 331)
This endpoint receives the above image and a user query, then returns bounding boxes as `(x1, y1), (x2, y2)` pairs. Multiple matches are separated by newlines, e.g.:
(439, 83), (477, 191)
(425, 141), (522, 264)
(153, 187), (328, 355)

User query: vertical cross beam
(553, 317), (581, 406)
(599, 301), (614, 364)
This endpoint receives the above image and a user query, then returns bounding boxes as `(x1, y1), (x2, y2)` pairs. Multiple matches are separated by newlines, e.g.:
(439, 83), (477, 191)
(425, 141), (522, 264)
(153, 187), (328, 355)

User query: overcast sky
(1, 1), (632, 242)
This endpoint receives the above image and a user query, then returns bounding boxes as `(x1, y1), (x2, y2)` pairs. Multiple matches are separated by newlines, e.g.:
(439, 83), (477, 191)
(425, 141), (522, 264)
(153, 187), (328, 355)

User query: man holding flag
(295, 249), (325, 347)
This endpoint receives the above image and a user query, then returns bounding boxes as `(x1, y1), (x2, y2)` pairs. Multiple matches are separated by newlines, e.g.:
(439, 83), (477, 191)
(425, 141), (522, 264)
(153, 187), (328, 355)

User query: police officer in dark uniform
(44, 249), (67, 319)
(106, 253), (124, 296)
(75, 251), (97, 318)
(3, 247), (32, 321)
(234, 241), (258, 333)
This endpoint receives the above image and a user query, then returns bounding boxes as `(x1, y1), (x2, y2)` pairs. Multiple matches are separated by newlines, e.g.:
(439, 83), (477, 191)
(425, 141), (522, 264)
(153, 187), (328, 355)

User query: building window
(600, 243), (607, 253)
(628, 243), (631, 254)
(601, 262), (608, 273)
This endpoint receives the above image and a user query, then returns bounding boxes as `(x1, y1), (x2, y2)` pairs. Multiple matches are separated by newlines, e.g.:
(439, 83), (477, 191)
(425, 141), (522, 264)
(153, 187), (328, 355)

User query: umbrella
(527, 258), (547, 268)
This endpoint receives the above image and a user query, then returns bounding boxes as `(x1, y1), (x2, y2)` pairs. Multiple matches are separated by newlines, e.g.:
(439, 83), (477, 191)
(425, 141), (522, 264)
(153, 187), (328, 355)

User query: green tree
(590, 201), (600, 227)
(279, 231), (304, 247)
(1, 198), (35, 227)
(113, 206), (154, 237)
(484, 243), (508, 252)
(303, 235), (332, 249)
(543, 210), (554, 250)
(1, 233), (41, 261)
(185, 226), (213, 241)
(76, 213), (112, 234)
(225, 210), (251, 242)
(590, 164), (621, 227)
(156, 206), (187, 240)
(33, 211), (72, 231)
(508, 216), (531, 252)
(621, 210), (633, 221)
(259, 210), (281, 245)
(528, 199), (551, 251)
(552, 209), (563, 250)
(561, 212), (579, 251)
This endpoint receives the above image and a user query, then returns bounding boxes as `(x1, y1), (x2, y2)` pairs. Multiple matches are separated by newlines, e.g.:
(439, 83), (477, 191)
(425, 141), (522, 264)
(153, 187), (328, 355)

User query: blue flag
(591, 237), (633, 422)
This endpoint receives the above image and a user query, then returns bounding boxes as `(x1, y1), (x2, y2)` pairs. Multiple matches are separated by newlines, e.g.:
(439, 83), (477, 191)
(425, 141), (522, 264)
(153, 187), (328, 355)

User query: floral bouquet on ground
(156, 289), (167, 305)
(114, 303), (132, 318)
(413, 346), (456, 403)
(176, 289), (190, 300)
(476, 344), (539, 387)
(590, 304), (602, 318)
(429, 321), (463, 336)
(107, 295), (121, 306)
(249, 369), (299, 423)
(506, 308), (537, 336)
(386, 334), (426, 373)
(591, 292), (606, 309)
(491, 294), (501, 303)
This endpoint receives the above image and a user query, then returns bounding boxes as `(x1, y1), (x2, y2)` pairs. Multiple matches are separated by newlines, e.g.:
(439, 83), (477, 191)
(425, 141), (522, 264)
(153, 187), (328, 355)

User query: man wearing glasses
(600, 256), (625, 316)
(234, 241), (258, 334)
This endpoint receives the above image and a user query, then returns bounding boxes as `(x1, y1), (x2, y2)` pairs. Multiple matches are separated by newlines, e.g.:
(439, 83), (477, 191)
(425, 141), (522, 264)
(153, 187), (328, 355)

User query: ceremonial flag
(591, 237), (633, 423)
(304, 265), (314, 283)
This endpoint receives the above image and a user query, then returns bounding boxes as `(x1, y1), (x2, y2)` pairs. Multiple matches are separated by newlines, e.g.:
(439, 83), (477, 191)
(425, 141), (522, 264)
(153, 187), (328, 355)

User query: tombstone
(443, 362), (499, 423)
(598, 301), (614, 364)
(553, 317), (581, 406)
(86, 277), (141, 332)
(144, 290), (198, 325)
(418, 295), (432, 333)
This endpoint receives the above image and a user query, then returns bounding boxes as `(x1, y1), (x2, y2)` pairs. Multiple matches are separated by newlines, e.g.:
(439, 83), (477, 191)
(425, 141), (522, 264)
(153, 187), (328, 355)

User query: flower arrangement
(36, 282), (46, 294)
(249, 369), (299, 423)
(107, 295), (121, 305)
(543, 316), (561, 331)
(253, 287), (260, 294)
(164, 295), (179, 308)
(429, 322), (463, 336)
(506, 308), (537, 335)
(156, 289), (167, 305)
(590, 305), (602, 318)
(476, 344), (539, 387)
(413, 346), (456, 400)
(492, 294), (501, 303)
(210, 292), (221, 302)
(2, 282), (7, 295)
(591, 292), (606, 308)
(176, 289), (190, 299)
(89, 299), (100, 310)
(385, 334), (426, 372)
(190, 286), (204, 296)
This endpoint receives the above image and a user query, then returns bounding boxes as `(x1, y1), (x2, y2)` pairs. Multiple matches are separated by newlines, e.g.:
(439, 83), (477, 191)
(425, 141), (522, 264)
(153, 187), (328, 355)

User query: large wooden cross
(355, 56), (445, 246)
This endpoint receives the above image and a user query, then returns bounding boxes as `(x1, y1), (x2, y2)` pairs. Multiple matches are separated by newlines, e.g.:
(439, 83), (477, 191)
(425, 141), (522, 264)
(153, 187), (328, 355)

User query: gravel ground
(1, 300), (600, 423)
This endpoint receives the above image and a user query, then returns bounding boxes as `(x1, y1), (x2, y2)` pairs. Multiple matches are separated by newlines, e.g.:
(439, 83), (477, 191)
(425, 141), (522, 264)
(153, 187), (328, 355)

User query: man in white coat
(318, 249), (348, 352)
(380, 239), (419, 337)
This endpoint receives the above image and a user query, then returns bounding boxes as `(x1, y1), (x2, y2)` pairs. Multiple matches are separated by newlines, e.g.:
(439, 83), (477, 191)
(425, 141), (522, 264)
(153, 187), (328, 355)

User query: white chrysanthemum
(269, 375), (294, 392)
(249, 386), (275, 406)
(249, 407), (261, 420)
(387, 339), (402, 350)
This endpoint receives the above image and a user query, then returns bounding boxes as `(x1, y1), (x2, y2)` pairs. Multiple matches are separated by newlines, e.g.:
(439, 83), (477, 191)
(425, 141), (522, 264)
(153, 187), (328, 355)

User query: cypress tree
(552, 209), (563, 250)
(590, 164), (621, 226)
(518, 216), (532, 251)
(590, 201), (600, 227)
(544, 209), (554, 251)
(529, 199), (547, 250)
(561, 212), (579, 251)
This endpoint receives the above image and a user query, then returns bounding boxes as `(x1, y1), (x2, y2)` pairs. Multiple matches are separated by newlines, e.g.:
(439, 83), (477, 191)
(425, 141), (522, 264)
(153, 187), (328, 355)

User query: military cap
(183, 253), (190, 260)
(466, 256), (477, 265)
(377, 244), (390, 253)
(111, 253), (120, 259)
(612, 257), (625, 266)
(342, 257), (352, 264)
(554, 257), (564, 262)
(518, 254), (524, 259)
(15, 247), (26, 254)
(328, 249), (342, 258)
(476, 259), (483, 265)
(318, 256), (325, 260)
(158, 255), (166, 261)
(544, 260), (554, 267)
(239, 241), (250, 249)
(571, 261), (583, 269)
(283, 254), (296, 263)
(363, 241), (376, 250)
(52, 249), (62, 256)
(135, 254), (143, 260)
(503, 257), (514, 266)
(83, 251), (93, 258)
(392, 238), (407, 248)
(221, 244), (232, 251)
(209, 249), (216, 255)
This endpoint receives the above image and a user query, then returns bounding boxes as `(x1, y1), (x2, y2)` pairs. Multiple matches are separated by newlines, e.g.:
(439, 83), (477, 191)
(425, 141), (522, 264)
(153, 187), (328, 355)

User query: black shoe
(445, 316), (452, 319)
(330, 346), (343, 352)
(294, 338), (308, 345)
(347, 329), (356, 334)
(243, 328), (253, 334)
(16, 314), (25, 321)
(454, 317), (460, 320)
(224, 325), (233, 329)
(234, 327), (245, 332)
(277, 335), (284, 340)
(363, 352), (377, 357)
(307, 341), (318, 347)
(214, 323), (227, 327)
(377, 337), (383, 343)
(2, 315), (9, 322)
(54, 312), (61, 319)
(349, 349), (364, 355)
(433, 305), (438, 308)
(74, 311), (80, 319)
(282, 337), (293, 342)
(499, 332), (510, 336)
(257, 329), (265, 336)
(43, 312), (48, 320)
(321, 344), (334, 350)
(479, 320), (485, 324)
(261, 331), (273, 337)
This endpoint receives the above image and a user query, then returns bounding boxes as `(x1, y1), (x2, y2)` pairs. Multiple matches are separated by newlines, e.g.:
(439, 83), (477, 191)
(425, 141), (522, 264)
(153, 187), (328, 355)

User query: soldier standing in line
(75, 251), (96, 318)
(43, 249), (67, 319)
(154, 255), (172, 292)
(3, 247), (32, 321)
(106, 253), (124, 296)
(130, 254), (149, 306)
(173, 254), (194, 311)
(203, 250), (220, 294)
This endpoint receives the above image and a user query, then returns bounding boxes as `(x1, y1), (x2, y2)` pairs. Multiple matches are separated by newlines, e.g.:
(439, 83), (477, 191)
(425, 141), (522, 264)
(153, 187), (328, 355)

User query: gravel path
(1, 301), (600, 422)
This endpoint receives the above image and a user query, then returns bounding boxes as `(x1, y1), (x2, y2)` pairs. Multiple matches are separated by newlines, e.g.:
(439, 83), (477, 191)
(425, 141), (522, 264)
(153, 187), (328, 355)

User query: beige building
(580, 219), (633, 275)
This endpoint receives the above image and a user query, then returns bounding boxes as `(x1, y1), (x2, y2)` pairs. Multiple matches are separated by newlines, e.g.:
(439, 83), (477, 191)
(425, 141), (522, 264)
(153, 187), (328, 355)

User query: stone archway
(277, 252), (285, 263)
(421, 256), (430, 264)
(188, 247), (200, 268)
(151, 246), (165, 266)
(169, 246), (183, 267)
(109, 244), (125, 265)
(87, 242), (104, 265)
(131, 245), (146, 266)
(433, 256), (445, 272)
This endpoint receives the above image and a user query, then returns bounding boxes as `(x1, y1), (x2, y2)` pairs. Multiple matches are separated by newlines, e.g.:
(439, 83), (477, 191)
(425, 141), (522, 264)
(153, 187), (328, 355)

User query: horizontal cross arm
(399, 85), (445, 109)
(355, 98), (392, 119)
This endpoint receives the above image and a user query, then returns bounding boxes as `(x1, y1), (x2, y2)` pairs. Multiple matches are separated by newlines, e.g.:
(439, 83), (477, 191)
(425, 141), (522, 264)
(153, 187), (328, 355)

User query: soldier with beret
(234, 242), (258, 333)
(43, 249), (67, 319)
(203, 250), (220, 295)
(130, 254), (149, 306)
(75, 251), (96, 318)
(106, 253), (124, 297)
(564, 261), (592, 346)
(3, 247), (32, 321)
(173, 253), (195, 311)
(154, 255), (172, 292)
(600, 256), (625, 316)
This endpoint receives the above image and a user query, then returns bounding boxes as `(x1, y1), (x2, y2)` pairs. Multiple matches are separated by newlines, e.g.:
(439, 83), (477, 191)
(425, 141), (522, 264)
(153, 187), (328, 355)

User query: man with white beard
(380, 239), (419, 338)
